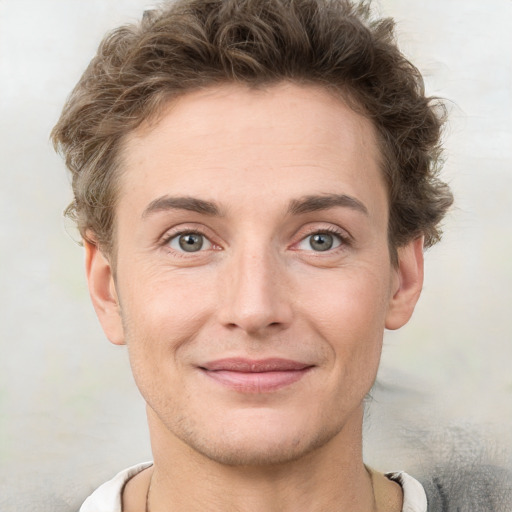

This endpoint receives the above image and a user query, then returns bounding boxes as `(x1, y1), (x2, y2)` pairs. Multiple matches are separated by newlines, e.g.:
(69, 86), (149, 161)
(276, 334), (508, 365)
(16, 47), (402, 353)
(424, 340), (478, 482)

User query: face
(87, 83), (423, 466)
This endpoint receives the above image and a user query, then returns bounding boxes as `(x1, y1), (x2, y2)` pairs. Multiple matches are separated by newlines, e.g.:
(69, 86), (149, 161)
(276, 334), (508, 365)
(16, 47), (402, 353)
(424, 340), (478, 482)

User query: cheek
(122, 263), (213, 329)
(304, 264), (390, 324)
(118, 266), (218, 376)
(299, 267), (391, 369)
(119, 277), (211, 412)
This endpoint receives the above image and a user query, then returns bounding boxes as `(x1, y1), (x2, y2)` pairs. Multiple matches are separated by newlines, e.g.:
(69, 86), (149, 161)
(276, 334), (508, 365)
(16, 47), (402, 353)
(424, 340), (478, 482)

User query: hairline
(95, 80), (403, 267)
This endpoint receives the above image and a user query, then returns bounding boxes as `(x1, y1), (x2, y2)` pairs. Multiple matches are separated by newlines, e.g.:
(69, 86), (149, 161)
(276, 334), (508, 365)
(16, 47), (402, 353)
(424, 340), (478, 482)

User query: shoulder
(79, 462), (153, 512)
(418, 464), (512, 512)
(367, 466), (427, 512)
(386, 471), (428, 512)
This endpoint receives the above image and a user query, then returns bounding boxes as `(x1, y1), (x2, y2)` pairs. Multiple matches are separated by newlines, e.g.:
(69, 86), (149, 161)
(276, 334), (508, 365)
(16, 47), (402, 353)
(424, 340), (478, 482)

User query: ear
(84, 239), (125, 345)
(385, 237), (424, 330)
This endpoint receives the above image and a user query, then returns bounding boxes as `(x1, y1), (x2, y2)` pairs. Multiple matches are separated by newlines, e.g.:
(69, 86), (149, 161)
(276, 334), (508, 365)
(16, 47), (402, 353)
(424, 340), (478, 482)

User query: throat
(127, 463), (400, 512)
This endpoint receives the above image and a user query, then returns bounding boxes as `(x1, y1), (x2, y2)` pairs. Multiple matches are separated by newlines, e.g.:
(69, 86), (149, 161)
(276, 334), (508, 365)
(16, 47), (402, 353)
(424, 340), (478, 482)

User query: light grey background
(1, 1), (511, 510)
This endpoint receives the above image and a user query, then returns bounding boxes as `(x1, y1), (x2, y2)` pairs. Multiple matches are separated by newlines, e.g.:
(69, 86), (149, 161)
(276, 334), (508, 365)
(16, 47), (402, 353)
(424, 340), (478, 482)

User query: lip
(199, 358), (314, 393)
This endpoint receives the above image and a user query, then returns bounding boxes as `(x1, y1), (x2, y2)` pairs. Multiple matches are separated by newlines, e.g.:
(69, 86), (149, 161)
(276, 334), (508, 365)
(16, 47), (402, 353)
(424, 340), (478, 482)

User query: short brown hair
(52, 0), (453, 257)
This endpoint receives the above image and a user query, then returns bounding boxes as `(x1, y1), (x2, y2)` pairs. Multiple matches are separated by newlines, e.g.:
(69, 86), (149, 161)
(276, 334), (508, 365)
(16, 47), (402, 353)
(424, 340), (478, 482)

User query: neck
(143, 405), (383, 512)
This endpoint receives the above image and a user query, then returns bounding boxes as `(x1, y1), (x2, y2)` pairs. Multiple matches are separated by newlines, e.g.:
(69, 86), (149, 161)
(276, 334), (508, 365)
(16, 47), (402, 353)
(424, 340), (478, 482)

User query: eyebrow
(288, 194), (369, 216)
(142, 195), (222, 218)
(141, 193), (368, 219)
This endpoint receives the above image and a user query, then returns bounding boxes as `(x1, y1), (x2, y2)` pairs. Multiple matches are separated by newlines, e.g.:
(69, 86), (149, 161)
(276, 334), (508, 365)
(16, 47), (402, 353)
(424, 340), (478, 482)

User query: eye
(168, 232), (212, 252)
(297, 231), (343, 252)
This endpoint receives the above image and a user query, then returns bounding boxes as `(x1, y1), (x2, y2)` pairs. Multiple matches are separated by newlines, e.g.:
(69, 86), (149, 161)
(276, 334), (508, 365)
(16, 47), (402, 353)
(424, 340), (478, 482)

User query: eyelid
(168, 232), (213, 252)
(159, 224), (220, 251)
(291, 224), (352, 252)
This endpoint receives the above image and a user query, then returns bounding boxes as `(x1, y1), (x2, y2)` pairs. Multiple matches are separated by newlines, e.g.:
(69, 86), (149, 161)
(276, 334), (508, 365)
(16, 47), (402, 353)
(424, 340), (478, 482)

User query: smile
(199, 358), (314, 393)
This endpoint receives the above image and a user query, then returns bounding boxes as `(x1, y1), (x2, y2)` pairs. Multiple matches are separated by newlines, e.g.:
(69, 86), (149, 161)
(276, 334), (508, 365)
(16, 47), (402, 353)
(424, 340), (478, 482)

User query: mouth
(199, 358), (314, 393)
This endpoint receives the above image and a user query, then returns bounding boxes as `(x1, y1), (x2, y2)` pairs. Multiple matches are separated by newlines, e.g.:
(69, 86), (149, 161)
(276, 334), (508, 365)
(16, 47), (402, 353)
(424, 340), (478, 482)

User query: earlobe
(84, 239), (125, 345)
(385, 237), (424, 331)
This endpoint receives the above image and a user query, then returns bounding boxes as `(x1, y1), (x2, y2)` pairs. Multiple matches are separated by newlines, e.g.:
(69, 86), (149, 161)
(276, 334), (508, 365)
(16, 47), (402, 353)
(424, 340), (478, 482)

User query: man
(52, 0), (453, 510)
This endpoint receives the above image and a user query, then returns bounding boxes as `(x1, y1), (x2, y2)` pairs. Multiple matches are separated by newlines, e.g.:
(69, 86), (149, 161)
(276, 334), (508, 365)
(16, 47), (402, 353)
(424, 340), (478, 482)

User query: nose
(217, 245), (293, 336)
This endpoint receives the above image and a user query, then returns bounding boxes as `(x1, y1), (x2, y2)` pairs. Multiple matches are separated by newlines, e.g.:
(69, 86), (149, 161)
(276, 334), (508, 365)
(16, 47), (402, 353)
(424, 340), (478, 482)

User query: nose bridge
(219, 237), (292, 334)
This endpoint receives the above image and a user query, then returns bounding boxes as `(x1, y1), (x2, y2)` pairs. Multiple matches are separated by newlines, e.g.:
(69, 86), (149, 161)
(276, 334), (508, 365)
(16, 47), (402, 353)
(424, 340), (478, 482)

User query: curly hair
(52, 0), (453, 259)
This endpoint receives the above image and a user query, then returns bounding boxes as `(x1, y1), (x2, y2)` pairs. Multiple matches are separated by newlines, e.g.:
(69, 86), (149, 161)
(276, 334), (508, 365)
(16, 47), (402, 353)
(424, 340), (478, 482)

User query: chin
(171, 413), (344, 467)
(185, 434), (332, 467)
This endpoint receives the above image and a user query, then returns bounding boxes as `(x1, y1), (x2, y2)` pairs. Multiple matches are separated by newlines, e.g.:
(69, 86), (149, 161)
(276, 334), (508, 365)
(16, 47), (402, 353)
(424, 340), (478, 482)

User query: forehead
(119, 82), (386, 217)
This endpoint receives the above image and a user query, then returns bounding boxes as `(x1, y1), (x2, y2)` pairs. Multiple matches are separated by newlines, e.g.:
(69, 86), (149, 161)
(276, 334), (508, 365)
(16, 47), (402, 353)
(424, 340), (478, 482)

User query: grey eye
(296, 231), (343, 252)
(168, 232), (212, 252)
(179, 233), (203, 252)
(309, 233), (334, 251)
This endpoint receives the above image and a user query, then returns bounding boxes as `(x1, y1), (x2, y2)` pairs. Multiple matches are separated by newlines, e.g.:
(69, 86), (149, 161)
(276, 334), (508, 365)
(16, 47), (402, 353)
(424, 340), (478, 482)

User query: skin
(85, 82), (424, 511)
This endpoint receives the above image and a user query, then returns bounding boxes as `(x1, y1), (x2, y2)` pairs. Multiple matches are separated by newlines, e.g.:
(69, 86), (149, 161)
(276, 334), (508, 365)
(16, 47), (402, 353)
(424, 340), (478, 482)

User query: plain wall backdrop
(1, 1), (511, 510)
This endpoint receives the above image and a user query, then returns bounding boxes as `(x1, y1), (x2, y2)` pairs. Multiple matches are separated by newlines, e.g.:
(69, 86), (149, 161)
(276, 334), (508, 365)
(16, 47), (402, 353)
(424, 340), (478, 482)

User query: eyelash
(159, 225), (351, 256)
(160, 228), (215, 255)
(294, 226), (351, 252)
